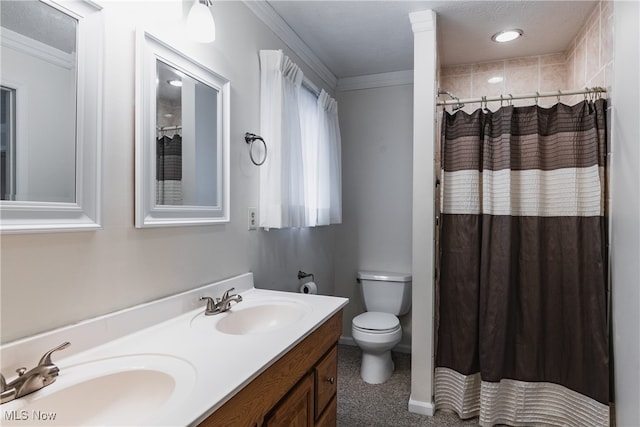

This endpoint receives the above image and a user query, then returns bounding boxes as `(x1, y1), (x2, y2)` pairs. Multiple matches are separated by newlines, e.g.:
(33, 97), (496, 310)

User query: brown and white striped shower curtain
(435, 99), (609, 426)
(156, 134), (183, 205)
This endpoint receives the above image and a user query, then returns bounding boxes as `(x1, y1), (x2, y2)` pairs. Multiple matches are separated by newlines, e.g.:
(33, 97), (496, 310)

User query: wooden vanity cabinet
(198, 310), (342, 427)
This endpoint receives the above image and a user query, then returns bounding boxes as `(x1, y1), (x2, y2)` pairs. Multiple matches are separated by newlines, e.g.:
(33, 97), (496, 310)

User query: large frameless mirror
(0, 0), (102, 233)
(135, 30), (230, 227)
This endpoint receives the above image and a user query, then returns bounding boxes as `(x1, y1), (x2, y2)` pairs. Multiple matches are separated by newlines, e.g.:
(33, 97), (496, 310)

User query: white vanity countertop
(0, 273), (349, 427)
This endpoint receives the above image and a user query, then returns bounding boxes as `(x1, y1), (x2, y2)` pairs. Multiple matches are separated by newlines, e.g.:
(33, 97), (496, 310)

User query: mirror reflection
(155, 60), (218, 207)
(0, 0), (78, 203)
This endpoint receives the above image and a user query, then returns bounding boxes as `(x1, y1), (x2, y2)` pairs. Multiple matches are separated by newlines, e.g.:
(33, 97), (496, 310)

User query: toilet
(352, 270), (412, 384)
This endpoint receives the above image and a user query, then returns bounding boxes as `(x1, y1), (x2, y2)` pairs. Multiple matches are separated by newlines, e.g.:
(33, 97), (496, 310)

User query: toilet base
(360, 350), (395, 384)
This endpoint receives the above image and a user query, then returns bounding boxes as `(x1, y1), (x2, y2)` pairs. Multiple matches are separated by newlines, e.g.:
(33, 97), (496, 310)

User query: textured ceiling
(267, 0), (598, 78)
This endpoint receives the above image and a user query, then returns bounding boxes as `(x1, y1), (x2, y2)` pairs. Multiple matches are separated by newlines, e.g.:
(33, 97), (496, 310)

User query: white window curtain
(258, 49), (306, 228)
(259, 49), (342, 228)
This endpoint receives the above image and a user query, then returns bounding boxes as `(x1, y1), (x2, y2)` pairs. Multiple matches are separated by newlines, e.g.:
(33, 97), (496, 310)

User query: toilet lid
(353, 312), (400, 333)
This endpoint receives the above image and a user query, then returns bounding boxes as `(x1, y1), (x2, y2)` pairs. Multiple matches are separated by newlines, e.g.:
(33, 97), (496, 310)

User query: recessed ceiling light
(491, 29), (523, 43)
(488, 76), (504, 84)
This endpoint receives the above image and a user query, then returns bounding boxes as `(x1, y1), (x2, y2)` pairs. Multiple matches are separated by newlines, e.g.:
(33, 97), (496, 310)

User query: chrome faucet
(1, 342), (70, 404)
(200, 287), (243, 315)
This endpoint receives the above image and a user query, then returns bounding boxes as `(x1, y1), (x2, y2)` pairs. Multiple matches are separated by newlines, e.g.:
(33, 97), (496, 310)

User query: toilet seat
(352, 312), (400, 334)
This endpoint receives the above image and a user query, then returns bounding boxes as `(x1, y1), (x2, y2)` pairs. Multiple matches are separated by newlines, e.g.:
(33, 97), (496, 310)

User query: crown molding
(0, 28), (76, 70)
(243, 0), (337, 90)
(337, 70), (414, 91)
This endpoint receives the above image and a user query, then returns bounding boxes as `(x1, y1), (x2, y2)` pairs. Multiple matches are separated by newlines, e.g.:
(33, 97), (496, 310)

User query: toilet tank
(357, 271), (412, 316)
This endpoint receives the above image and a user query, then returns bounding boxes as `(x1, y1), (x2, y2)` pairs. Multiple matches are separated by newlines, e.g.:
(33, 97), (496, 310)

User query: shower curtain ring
(557, 90), (562, 103)
(500, 94), (503, 107)
(535, 92), (539, 105)
(508, 94), (513, 106)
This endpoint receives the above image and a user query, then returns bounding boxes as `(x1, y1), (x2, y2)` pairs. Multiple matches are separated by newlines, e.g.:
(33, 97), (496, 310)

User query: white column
(408, 9), (437, 417)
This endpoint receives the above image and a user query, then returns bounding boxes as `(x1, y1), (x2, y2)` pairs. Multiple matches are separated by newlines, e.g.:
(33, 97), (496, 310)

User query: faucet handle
(200, 296), (217, 314)
(38, 342), (71, 367)
(221, 287), (235, 300)
(0, 373), (16, 404)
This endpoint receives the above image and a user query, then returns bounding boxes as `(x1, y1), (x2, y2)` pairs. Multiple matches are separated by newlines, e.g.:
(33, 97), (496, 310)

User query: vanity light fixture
(488, 76), (504, 84)
(491, 29), (523, 43)
(186, 0), (215, 43)
(168, 79), (182, 87)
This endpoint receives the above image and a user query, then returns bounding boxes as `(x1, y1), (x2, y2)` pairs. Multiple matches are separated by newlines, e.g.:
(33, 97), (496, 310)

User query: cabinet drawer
(314, 346), (337, 419)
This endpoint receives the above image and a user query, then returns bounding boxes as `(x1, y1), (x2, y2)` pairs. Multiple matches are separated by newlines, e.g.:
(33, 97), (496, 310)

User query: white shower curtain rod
(437, 86), (607, 107)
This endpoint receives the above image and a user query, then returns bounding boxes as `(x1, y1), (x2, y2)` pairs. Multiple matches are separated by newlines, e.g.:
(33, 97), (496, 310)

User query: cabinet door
(314, 346), (338, 419)
(315, 395), (337, 427)
(265, 373), (314, 427)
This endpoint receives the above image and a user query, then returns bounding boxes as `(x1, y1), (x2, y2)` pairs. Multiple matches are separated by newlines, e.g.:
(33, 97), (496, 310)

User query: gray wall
(334, 84), (414, 348)
(0, 1), (337, 344)
(611, 1), (640, 424)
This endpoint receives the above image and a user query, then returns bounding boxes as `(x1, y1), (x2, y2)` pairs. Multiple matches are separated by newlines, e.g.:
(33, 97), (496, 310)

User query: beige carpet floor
(336, 344), (480, 427)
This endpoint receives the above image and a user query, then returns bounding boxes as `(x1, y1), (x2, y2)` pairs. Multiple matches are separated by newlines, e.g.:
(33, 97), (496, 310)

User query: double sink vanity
(0, 273), (348, 426)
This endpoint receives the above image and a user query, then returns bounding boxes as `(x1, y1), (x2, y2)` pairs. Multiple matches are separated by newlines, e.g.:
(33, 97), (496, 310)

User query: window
(259, 50), (341, 229)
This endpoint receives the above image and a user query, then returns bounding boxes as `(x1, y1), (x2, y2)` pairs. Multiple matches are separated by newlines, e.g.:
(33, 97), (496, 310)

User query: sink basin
(191, 299), (309, 335)
(1, 354), (196, 426)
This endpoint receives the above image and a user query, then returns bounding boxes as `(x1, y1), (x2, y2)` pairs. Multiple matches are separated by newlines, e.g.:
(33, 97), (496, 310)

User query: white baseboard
(339, 335), (412, 354)
(408, 395), (435, 416)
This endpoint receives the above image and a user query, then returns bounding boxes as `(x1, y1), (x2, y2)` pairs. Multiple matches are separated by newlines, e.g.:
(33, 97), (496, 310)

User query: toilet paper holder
(297, 270), (314, 281)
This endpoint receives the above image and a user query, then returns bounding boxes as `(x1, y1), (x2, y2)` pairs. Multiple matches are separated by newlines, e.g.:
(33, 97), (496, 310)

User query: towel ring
(245, 132), (267, 166)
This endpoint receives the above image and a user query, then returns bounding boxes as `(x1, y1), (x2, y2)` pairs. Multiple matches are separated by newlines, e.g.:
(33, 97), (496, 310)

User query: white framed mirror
(0, 0), (103, 233)
(135, 30), (230, 228)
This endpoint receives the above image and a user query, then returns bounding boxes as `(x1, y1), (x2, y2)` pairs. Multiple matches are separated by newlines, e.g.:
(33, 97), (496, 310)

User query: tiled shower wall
(438, 0), (613, 113)
(566, 0), (614, 92)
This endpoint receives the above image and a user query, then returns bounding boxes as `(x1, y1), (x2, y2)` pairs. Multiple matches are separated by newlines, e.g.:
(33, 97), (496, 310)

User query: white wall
(610, 1), (640, 424)
(334, 84), (414, 347)
(0, 1), (337, 344)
